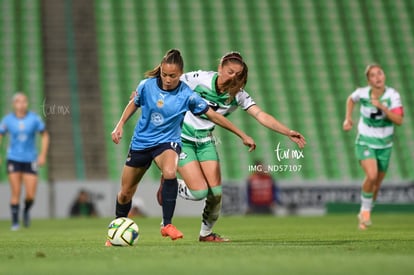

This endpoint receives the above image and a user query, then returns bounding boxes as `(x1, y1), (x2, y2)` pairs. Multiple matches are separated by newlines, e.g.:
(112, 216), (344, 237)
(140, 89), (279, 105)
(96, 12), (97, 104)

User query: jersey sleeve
(390, 90), (404, 116)
(350, 88), (361, 102)
(180, 71), (203, 90)
(188, 93), (209, 116)
(236, 89), (256, 110)
(390, 90), (403, 109)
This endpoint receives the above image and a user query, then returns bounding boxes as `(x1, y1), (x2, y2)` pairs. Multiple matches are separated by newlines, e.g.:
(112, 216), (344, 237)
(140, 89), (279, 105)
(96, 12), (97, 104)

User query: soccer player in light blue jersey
(0, 93), (49, 230)
(106, 49), (255, 244)
(343, 64), (404, 230)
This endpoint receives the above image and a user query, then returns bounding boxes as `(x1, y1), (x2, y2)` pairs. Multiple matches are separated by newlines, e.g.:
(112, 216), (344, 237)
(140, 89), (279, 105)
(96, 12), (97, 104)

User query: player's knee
(366, 173), (378, 184)
(161, 169), (177, 180)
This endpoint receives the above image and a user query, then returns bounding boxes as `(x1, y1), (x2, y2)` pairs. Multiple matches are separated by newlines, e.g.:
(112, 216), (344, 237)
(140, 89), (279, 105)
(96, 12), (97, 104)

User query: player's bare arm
(204, 108), (256, 152)
(247, 105), (306, 148)
(343, 96), (355, 131)
(111, 99), (139, 144)
(37, 131), (50, 166)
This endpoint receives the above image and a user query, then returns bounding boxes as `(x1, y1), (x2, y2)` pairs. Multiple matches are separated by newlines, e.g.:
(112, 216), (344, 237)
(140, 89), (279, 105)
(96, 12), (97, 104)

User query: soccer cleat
(358, 221), (367, 230)
(160, 224), (184, 240)
(362, 215), (372, 226)
(358, 210), (371, 230)
(156, 176), (163, 206)
(199, 233), (230, 242)
(104, 240), (113, 247)
(11, 224), (20, 231)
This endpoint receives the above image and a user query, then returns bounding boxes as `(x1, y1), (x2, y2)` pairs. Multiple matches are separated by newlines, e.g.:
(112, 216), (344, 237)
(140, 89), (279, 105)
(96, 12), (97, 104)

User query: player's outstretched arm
(247, 105), (306, 149)
(111, 100), (138, 144)
(204, 108), (256, 152)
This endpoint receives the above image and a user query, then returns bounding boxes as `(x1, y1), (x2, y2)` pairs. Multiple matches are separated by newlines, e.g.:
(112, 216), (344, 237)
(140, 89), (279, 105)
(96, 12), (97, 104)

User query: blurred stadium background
(0, 0), (413, 218)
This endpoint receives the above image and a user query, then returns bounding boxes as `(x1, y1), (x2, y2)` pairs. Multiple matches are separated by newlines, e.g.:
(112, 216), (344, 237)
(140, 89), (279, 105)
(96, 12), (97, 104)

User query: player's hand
(371, 99), (382, 109)
(111, 127), (123, 144)
(288, 130), (306, 149)
(37, 154), (47, 166)
(343, 119), (353, 131)
(242, 135), (256, 152)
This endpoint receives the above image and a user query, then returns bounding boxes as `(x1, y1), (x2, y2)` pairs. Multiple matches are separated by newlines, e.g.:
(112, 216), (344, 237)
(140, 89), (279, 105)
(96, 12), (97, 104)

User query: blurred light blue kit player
(107, 49), (255, 244)
(0, 93), (49, 230)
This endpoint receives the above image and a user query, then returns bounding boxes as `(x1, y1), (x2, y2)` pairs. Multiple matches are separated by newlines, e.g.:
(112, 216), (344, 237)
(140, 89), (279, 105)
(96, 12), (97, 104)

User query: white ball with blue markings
(107, 217), (139, 246)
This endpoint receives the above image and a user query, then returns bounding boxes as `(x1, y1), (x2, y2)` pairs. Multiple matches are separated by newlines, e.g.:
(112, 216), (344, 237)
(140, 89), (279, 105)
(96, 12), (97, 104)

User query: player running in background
(159, 52), (306, 242)
(343, 64), (404, 230)
(0, 93), (49, 230)
(107, 49), (255, 244)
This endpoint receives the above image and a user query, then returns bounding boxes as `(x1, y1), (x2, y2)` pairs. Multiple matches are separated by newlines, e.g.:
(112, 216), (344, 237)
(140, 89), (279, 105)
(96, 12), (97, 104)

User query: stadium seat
(93, 0), (414, 181)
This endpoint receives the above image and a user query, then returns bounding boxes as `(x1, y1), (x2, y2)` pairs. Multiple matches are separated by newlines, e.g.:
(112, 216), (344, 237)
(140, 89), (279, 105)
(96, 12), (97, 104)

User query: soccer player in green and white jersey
(158, 52), (306, 242)
(343, 64), (404, 230)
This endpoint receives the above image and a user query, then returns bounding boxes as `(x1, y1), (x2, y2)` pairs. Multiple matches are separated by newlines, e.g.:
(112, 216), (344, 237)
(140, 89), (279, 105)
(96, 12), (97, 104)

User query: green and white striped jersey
(351, 86), (403, 148)
(180, 70), (256, 142)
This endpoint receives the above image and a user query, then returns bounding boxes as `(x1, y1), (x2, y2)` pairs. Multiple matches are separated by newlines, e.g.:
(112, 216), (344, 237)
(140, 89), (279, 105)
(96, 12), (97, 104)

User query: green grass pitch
(1, 214), (413, 275)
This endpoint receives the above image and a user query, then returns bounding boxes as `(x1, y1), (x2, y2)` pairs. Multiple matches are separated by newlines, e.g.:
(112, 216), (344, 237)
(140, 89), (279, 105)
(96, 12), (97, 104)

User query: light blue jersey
(0, 111), (46, 162)
(130, 77), (209, 150)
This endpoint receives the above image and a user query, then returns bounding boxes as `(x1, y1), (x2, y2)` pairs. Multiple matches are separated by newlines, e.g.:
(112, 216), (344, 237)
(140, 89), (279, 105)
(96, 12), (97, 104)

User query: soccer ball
(107, 217), (139, 246)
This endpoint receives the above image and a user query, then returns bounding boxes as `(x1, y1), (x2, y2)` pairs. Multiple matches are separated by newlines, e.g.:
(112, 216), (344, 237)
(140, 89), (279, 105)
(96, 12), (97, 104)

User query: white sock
(200, 220), (213, 237)
(360, 193), (373, 212)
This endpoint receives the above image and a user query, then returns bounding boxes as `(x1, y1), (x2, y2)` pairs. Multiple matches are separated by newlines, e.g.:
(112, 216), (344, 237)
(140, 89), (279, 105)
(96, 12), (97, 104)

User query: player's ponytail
(145, 49), (184, 78)
(219, 52), (248, 99)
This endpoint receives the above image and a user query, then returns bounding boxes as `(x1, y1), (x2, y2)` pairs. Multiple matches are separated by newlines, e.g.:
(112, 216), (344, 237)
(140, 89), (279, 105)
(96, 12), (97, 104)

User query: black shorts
(7, 159), (38, 175)
(125, 142), (181, 169)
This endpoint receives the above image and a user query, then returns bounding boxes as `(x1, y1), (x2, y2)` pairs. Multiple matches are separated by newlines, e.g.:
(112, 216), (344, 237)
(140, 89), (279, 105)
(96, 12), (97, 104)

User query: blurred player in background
(108, 49), (255, 245)
(245, 160), (281, 215)
(0, 93), (49, 230)
(343, 64), (404, 230)
(160, 52), (305, 242)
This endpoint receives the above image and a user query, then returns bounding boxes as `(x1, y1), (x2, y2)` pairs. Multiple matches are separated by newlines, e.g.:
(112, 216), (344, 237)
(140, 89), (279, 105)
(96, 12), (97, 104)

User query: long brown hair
(219, 51), (248, 99)
(145, 49), (184, 78)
